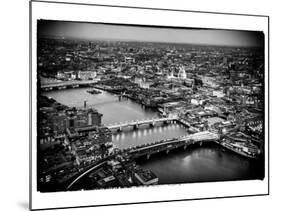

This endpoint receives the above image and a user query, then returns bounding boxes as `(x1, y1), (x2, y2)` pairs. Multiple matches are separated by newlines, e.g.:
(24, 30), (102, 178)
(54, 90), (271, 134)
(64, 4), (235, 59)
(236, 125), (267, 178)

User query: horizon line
(38, 35), (264, 48)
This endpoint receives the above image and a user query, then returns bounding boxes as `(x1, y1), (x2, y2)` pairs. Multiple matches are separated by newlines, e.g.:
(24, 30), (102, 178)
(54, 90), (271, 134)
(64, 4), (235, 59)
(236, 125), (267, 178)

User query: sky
(38, 20), (264, 47)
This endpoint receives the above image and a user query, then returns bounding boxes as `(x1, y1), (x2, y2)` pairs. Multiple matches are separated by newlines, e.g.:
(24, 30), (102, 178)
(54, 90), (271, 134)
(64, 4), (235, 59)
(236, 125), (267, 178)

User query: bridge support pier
(200, 141), (202, 146)
(133, 124), (139, 130)
(117, 127), (122, 132)
(149, 122), (155, 127)
(166, 149), (169, 154)
(146, 154), (151, 160)
(184, 145), (187, 150)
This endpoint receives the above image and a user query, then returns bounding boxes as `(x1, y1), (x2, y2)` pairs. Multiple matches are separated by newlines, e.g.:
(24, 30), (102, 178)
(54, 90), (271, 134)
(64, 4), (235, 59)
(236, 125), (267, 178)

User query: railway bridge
(127, 131), (220, 159)
(66, 131), (219, 190)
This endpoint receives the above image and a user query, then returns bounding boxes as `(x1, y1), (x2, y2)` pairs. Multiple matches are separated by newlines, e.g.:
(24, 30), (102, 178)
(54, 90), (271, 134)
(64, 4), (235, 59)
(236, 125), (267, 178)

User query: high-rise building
(46, 108), (102, 136)
(87, 108), (102, 126)
(67, 108), (102, 129)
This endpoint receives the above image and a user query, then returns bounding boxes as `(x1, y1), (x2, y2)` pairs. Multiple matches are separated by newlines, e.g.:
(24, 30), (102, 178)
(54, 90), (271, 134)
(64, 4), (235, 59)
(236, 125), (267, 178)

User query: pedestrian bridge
(106, 117), (178, 131)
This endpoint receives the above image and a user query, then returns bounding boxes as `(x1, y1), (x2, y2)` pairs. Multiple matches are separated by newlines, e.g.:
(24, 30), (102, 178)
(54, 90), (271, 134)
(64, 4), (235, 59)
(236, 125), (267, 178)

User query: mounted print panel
(30, 1), (269, 210)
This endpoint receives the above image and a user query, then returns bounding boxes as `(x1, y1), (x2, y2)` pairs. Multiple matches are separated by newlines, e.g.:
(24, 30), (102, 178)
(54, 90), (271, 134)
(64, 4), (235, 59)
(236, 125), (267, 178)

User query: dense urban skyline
(37, 34), (264, 192)
(38, 20), (264, 47)
(37, 19), (265, 193)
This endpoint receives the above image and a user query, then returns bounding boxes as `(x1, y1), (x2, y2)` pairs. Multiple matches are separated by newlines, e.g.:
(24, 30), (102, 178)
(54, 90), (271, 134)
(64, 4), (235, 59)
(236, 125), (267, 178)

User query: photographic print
(30, 1), (269, 210)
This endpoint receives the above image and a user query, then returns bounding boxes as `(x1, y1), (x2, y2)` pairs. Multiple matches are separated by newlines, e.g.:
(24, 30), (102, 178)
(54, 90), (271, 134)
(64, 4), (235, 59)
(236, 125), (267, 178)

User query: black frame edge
(29, 1), (270, 210)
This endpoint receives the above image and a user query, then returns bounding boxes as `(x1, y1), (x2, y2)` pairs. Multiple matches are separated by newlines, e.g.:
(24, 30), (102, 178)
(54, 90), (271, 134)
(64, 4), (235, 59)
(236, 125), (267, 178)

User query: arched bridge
(106, 117), (178, 131)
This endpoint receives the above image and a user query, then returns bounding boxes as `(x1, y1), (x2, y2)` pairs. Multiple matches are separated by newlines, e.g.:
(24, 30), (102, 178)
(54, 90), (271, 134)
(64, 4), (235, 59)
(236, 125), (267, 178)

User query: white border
(31, 1), (269, 210)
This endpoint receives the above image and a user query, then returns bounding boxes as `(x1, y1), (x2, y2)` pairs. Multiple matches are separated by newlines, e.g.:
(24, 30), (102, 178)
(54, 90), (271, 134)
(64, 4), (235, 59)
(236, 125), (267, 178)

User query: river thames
(43, 87), (264, 184)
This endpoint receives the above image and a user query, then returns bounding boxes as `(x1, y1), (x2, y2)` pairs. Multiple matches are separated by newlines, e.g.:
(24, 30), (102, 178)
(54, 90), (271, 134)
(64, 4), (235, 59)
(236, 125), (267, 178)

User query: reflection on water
(44, 87), (188, 149)
(139, 144), (264, 184)
(112, 124), (187, 149)
(43, 87), (158, 125)
(43, 88), (264, 183)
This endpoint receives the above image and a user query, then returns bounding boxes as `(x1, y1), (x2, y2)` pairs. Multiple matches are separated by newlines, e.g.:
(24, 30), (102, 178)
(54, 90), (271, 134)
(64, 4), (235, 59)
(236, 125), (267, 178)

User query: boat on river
(87, 89), (102, 95)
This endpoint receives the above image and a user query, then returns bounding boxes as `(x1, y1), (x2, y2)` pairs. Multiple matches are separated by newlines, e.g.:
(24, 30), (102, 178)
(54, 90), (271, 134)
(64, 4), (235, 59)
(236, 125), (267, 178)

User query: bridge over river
(66, 131), (220, 190)
(124, 131), (220, 159)
(41, 80), (99, 91)
(106, 117), (178, 131)
(105, 117), (201, 134)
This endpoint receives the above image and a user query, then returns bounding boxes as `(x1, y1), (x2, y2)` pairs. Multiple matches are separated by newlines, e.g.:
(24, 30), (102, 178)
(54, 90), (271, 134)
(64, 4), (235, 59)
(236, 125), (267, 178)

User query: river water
(43, 87), (264, 183)
(43, 87), (158, 125)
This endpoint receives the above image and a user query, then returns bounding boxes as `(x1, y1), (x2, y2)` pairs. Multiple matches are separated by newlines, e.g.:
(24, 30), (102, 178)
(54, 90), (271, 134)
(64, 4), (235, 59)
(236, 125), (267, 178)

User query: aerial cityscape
(37, 21), (265, 192)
